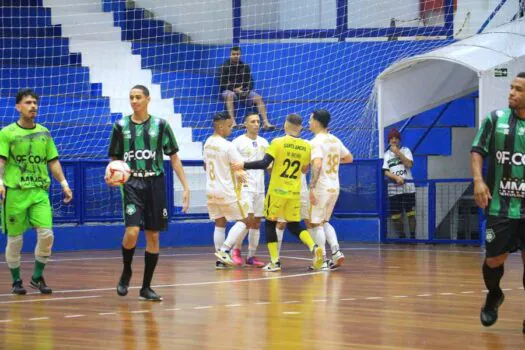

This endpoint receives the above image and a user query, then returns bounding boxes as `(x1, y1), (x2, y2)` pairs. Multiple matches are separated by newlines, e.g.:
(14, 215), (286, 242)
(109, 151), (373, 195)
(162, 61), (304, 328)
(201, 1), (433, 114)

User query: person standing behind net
(232, 113), (323, 272)
(231, 113), (269, 267)
(472, 72), (525, 329)
(382, 128), (416, 239)
(219, 46), (274, 130)
(1, 89), (73, 295)
(203, 112), (250, 268)
(107, 85), (190, 302)
(308, 109), (353, 269)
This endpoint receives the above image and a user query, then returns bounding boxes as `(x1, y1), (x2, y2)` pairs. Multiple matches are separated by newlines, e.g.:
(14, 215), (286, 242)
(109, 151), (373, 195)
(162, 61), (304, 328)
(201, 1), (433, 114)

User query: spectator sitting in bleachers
(219, 46), (274, 130)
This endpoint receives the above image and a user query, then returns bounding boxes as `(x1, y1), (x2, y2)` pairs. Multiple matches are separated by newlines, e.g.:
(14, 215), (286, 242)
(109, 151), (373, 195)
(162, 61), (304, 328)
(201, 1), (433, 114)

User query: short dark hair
(130, 85), (150, 97)
(213, 111), (231, 122)
(16, 89), (39, 104)
(286, 113), (302, 126)
(517, 72), (525, 79)
(244, 112), (259, 122)
(231, 46), (241, 52)
(312, 109), (331, 128)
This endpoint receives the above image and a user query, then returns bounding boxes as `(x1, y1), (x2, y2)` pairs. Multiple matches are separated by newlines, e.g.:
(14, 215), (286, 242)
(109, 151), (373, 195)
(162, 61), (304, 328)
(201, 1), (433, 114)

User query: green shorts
(2, 187), (52, 237)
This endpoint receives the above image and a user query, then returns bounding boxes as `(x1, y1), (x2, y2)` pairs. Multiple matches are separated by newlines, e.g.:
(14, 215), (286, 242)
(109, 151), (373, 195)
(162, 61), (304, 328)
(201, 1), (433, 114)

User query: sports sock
(482, 261), (504, 307)
(323, 222), (339, 254)
(223, 222), (247, 251)
(32, 261), (46, 281)
(214, 226), (226, 251)
(298, 230), (316, 251)
(10, 267), (21, 282)
(248, 228), (260, 258)
(276, 227), (284, 253)
(122, 245), (136, 279)
(142, 251), (159, 290)
(267, 242), (279, 264)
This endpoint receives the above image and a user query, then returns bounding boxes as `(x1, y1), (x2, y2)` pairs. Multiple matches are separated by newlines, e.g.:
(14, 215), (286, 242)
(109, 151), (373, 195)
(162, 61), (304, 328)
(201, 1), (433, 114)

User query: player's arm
(48, 159), (73, 203)
(163, 122), (190, 213)
(392, 147), (413, 168)
(242, 154), (274, 170)
(0, 157), (5, 200)
(471, 113), (494, 209)
(384, 169), (403, 185)
(0, 130), (8, 200)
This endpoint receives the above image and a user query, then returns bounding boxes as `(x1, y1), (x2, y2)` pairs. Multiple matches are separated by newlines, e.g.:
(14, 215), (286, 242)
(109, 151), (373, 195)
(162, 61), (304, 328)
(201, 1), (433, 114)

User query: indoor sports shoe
(215, 250), (235, 266)
(332, 250), (345, 268)
(480, 291), (505, 327)
(262, 261), (281, 272)
(11, 280), (27, 295)
(139, 287), (163, 302)
(307, 260), (331, 271)
(232, 248), (244, 266)
(117, 274), (131, 296)
(246, 256), (265, 268)
(30, 277), (52, 294)
(312, 245), (324, 270)
(215, 260), (231, 270)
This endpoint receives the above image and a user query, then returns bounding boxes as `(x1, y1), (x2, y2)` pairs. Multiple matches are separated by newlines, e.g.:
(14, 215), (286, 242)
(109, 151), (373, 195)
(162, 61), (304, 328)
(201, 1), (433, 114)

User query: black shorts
(485, 215), (525, 258)
(388, 193), (416, 217)
(122, 175), (168, 231)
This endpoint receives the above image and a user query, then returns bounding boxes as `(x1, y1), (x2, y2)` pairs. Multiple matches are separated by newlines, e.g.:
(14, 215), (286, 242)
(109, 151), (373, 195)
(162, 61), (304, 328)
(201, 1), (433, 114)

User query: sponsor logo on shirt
(496, 151), (525, 166)
(499, 178), (525, 198)
(124, 150), (157, 162)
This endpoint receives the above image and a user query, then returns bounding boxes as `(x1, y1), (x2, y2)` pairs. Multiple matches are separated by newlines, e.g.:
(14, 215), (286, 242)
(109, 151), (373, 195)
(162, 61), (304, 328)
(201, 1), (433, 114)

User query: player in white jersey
(203, 112), (249, 269)
(231, 113), (269, 267)
(308, 110), (353, 269)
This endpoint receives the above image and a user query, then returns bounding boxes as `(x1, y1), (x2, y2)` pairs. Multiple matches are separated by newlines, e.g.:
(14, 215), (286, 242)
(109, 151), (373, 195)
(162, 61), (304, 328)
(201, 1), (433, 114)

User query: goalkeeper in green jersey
(0, 89), (73, 295)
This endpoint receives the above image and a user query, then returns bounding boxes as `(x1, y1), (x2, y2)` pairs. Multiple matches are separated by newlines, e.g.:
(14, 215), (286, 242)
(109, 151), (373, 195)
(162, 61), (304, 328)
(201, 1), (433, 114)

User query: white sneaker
(308, 259), (331, 271)
(263, 261), (281, 272)
(312, 245), (324, 270)
(332, 250), (345, 268)
(214, 250), (235, 266)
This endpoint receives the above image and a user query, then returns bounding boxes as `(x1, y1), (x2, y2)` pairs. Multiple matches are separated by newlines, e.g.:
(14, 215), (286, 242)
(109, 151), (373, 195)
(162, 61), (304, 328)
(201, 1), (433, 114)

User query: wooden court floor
(1, 243), (525, 350)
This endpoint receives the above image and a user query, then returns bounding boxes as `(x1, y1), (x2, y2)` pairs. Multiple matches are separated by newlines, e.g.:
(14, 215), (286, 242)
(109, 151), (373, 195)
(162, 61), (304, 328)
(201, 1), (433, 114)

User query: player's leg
(276, 220), (286, 254)
(263, 195), (284, 271)
(215, 200), (249, 266)
(139, 176), (169, 301)
(404, 193), (417, 239)
(246, 192), (265, 267)
(309, 191), (328, 260)
(389, 195), (404, 238)
(118, 178), (144, 296)
(221, 90), (238, 125)
(480, 216), (510, 327)
(321, 193), (344, 268)
(232, 191), (254, 265)
(26, 188), (54, 294)
(3, 188), (30, 294)
(283, 198), (323, 270)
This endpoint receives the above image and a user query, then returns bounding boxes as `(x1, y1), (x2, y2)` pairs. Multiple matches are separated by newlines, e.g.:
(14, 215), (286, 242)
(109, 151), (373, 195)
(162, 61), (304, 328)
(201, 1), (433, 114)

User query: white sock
(214, 226), (226, 251)
(310, 226), (326, 258)
(222, 222), (248, 251)
(234, 226), (249, 250)
(276, 228), (284, 253)
(248, 228), (260, 258)
(323, 222), (339, 254)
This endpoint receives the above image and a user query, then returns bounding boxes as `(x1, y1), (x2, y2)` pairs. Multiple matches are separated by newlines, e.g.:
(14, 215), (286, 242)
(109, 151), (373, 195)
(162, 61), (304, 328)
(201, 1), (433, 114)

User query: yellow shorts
(265, 195), (301, 222)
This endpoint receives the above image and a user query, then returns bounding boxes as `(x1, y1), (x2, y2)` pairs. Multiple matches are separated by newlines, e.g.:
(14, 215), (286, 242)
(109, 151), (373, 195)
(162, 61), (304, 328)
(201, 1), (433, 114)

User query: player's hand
(231, 161), (244, 171)
(181, 188), (190, 213)
(309, 190), (318, 206)
(63, 187), (73, 204)
(104, 175), (119, 187)
(474, 179), (492, 209)
(395, 176), (404, 185)
(390, 144), (399, 154)
(235, 170), (248, 183)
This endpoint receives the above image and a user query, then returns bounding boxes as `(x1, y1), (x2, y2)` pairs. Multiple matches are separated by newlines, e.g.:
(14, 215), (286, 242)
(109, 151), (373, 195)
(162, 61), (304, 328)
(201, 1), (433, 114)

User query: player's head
(387, 128), (401, 147)
(284, 113), (303, 136)
(230, 46), (241, 64)
(244, 113), (260, 136)
(129, 85), (151, 115)
(509, 72), (525, 110)
(213, 112), (234, 137)
(15, 88), (39, 119)
(309, 109), (331, 133)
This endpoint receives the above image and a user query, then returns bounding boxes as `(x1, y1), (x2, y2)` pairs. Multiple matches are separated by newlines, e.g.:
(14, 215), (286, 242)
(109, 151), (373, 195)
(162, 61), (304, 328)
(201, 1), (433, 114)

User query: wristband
(60, 180), (69, 189)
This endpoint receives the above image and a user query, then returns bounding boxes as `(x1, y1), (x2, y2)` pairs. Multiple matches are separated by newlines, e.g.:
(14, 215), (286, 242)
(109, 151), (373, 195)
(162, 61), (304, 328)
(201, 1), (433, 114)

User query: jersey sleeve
(266, 139), (278, 159)
(162, 122), (179, 156)
(310, 140), (323, 160)
(228, 142), (244, 163)
(0, 130), (9, 160)
(471, 113), (494, 157)
(46, 133), (59, 162)
(108, 122), (123, 159)
(303, 143), (312, 166)
(382, 152), (390, 171)
(339, 140), (350, 158)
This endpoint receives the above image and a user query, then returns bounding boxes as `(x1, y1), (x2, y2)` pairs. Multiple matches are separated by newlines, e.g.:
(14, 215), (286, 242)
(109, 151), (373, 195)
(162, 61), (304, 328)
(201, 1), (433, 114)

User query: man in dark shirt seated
(219, 46), (274, 130)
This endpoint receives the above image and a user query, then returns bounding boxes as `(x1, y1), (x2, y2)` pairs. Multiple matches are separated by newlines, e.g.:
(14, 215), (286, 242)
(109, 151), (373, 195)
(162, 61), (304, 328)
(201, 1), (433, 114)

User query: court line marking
(225, 304), (242, 307)
(283, 311), (301, 315)
(417, 294), (432, 297)
(312, 299), (327, 302)
(0, 270), (322, 298)
(0, 320), (12, 323)
(255, 301), (271, 305)
(284, 300), (300, 304)
(366, 297), (383, 300)
(340, 298), (356, 301)
(131, 310), (150, 314)
(163, 308), (181, 311)
(0, 295), (102, 304)
(392, 296), (408, 298)
(194, 306), (212, 310)
(29, 317), (49, 321)
(65, 314), (85, 319)
(99, 312), (117, 316)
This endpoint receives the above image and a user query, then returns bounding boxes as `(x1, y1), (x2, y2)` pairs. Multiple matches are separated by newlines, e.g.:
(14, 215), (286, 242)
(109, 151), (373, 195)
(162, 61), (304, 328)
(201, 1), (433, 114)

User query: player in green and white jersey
(0, 89), (73, 295)
(472, 72), (525, 329)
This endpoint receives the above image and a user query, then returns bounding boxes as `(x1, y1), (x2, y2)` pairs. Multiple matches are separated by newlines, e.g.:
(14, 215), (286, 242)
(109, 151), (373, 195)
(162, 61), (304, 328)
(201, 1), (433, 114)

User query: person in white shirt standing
(231, 113), (269, 267)
(382, 128), (416, 239)
(203, 112), (249, 268)
(308, 110), (353, 269)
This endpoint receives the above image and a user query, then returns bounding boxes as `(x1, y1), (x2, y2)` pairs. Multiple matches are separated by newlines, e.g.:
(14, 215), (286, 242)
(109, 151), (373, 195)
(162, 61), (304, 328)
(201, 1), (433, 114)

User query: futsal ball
(105, 160), (131, 186)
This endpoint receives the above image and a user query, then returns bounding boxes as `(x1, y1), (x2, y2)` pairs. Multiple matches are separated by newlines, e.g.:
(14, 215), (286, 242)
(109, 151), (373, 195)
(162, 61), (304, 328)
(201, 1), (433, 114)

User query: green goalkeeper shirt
(0, 122), (59, 190)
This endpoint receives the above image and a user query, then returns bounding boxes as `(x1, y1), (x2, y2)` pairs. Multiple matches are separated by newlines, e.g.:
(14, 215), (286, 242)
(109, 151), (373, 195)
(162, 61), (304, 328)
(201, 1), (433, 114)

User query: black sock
(522, 265), (525, 291)
(482, 261), (504, 307)
(142, 251), (159, 290)
(122, 245), (136, 279)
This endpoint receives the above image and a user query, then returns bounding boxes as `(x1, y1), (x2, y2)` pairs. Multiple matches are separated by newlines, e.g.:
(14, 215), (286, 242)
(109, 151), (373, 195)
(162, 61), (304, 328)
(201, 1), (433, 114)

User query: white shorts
(208, 200), (249, 221)
(241, 190), (265, 217)
(309, 191), (339, 224)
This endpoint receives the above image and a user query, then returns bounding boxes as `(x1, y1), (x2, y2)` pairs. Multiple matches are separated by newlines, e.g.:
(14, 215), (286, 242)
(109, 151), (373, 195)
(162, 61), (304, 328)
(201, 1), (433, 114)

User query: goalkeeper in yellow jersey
(232, 113), (323, 271)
